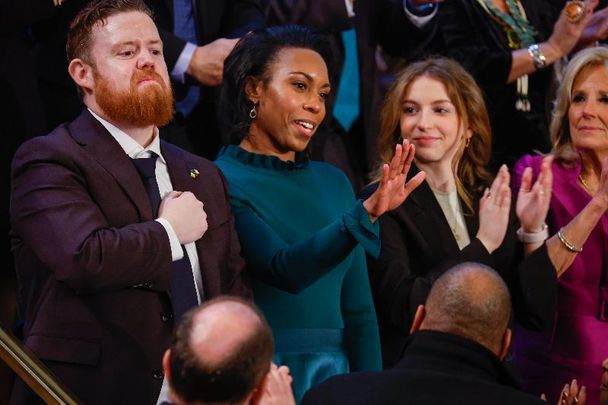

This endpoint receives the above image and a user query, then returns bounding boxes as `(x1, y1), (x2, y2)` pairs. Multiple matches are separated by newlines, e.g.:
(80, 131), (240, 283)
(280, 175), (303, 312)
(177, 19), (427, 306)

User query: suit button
(152, 369), (164, 380)
(161, 313), (173, 322)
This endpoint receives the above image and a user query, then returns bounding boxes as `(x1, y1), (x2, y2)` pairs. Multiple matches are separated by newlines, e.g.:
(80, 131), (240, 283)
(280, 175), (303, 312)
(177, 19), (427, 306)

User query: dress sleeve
(340, 246), (382, 372)
(230, 197), (380, 293)
(510, 243), (558, 330)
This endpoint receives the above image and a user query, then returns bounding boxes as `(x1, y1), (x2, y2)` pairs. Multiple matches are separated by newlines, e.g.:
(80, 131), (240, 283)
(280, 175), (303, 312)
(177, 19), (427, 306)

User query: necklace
(477, 0), (536, 48)
(578, 173), (594, 194)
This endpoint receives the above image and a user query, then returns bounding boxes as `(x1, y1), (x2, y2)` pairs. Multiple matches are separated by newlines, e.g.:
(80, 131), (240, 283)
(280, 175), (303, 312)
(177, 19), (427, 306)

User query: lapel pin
(190, 168), (200, 179)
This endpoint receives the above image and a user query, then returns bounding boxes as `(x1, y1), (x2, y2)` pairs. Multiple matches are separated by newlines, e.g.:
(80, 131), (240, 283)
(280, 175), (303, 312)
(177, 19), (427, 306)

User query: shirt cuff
(170, 42), (197, 83)
(403, 0), (438, 28)
(344, 0), (355, 17)
(156, 218), (184, 261)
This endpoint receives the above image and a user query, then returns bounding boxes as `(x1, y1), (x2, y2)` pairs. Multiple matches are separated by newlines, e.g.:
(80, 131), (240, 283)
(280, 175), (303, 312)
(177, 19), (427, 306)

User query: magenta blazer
(512, 154), (608, 405)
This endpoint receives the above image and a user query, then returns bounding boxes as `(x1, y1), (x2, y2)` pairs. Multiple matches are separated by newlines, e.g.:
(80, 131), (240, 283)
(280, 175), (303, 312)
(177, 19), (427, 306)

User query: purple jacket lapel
(68, 110), (154, 221)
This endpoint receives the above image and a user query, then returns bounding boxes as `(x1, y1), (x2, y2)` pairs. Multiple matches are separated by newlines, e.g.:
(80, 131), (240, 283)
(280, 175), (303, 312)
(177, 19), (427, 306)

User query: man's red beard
(94, 68), (174, 127)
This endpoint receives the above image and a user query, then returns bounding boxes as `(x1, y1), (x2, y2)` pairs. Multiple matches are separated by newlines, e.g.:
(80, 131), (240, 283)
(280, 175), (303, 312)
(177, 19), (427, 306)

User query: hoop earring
(249, 104), (257, 119)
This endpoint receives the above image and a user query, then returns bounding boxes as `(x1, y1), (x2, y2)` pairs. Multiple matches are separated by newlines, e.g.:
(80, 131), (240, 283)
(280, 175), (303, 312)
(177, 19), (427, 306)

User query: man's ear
(162, 349), (172, 384)
(498, 328), (512, 360)
(248, 373), (269, 405)
(68, 58), (94, 93)
(244, 76), (263, 104)
(409, 305), (425, 335)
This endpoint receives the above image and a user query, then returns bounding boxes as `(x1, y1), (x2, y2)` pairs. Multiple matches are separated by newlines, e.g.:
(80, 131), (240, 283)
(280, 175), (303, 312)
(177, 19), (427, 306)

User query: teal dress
(215, 145), (382, 401)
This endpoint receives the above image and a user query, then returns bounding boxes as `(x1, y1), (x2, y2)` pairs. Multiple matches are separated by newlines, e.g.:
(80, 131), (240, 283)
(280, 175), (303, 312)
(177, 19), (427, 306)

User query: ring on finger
(565, 0), (586, 24)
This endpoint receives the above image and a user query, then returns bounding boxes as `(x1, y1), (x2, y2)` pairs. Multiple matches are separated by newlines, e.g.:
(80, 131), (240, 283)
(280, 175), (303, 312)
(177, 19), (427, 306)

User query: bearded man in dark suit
(9, 1), (249, 403)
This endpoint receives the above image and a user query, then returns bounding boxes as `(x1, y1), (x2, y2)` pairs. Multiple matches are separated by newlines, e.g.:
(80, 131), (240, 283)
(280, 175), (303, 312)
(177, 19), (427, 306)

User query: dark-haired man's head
(162, 297), (274, 405)
(410, 262), (512, 359)
(67, 0), (173, 128)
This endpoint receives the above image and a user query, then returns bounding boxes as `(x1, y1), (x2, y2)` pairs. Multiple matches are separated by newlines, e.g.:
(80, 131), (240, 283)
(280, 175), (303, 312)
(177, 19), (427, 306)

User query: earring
(249, 104), (257, 119)
(465, 137), (471, 148)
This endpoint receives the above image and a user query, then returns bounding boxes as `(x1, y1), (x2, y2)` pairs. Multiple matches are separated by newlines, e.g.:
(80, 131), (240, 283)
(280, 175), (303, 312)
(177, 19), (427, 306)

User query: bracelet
(557, 228), (583, 253)
(516, 223), (549, 243)
(528, 44), (547, 70)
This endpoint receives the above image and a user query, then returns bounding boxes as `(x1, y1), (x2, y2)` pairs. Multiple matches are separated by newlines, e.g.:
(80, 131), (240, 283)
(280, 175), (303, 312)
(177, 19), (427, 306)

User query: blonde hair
(551, 46), (608, 167)
(374, 57), (492, 212)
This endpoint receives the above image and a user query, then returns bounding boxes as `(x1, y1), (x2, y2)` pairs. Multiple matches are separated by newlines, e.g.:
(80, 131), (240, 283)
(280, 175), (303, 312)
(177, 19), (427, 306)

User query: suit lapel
(161, 140), (203, 194)
(403, 165), (461, 257)
(464, 197), (480, 244)
(68, 110), (154, 220)
(552, 163), (589, 219)
(410, 182), (462, 257)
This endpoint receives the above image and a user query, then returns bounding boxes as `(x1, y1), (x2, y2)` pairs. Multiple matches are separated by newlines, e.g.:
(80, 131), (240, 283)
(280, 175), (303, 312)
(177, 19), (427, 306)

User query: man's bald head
(420, 262), (511, 355)
(166, 297), (274, 404)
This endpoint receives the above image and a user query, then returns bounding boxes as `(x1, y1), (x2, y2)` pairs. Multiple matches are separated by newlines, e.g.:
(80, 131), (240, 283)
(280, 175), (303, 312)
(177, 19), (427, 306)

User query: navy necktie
(131, 155), (199, 319)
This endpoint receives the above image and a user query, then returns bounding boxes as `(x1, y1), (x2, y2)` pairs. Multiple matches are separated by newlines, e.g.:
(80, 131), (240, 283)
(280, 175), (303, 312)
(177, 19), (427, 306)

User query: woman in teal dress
(215, 25), (425, 402)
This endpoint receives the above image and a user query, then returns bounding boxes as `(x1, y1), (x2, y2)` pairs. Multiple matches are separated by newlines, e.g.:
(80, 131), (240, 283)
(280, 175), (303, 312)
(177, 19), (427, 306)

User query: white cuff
(344, 0), (355, 17)
(171, 42), (197, 83)
(156, 218), (185, 261)
(516, 224), (549, 244)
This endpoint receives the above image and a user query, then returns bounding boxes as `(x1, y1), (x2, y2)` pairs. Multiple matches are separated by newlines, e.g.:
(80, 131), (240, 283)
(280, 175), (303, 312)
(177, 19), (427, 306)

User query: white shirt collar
(88, 108), (166, 163)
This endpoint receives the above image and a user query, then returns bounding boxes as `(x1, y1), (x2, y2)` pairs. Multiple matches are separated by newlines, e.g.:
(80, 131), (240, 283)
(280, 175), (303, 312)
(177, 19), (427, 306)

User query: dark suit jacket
(146, 0), (264, 72)
(363, 167), (557, 368)
(149, 0), (265, 109)
(300, 330), (546, 405)
(1, 0), (52, 287)
(266, 0), (434, 188)
(9, 110), (249, 404)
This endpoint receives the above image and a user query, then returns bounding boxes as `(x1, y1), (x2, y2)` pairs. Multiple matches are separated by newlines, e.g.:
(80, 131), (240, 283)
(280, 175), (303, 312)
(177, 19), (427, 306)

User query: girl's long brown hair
(374, 58), (492, 212)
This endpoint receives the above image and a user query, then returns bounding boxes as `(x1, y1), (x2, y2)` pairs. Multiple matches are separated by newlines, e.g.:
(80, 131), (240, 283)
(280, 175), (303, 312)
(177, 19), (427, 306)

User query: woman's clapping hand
(516, 155), (553, 234)
(476, 165), (512, 254)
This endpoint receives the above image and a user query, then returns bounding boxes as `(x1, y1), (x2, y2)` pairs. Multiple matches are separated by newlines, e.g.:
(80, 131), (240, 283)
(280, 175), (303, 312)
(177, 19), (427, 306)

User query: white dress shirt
(89, 109), (204, 303)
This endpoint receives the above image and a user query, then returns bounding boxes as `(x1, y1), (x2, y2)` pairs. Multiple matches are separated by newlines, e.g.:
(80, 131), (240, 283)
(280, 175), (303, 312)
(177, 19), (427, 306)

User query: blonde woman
(513, 46), (608, 405)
